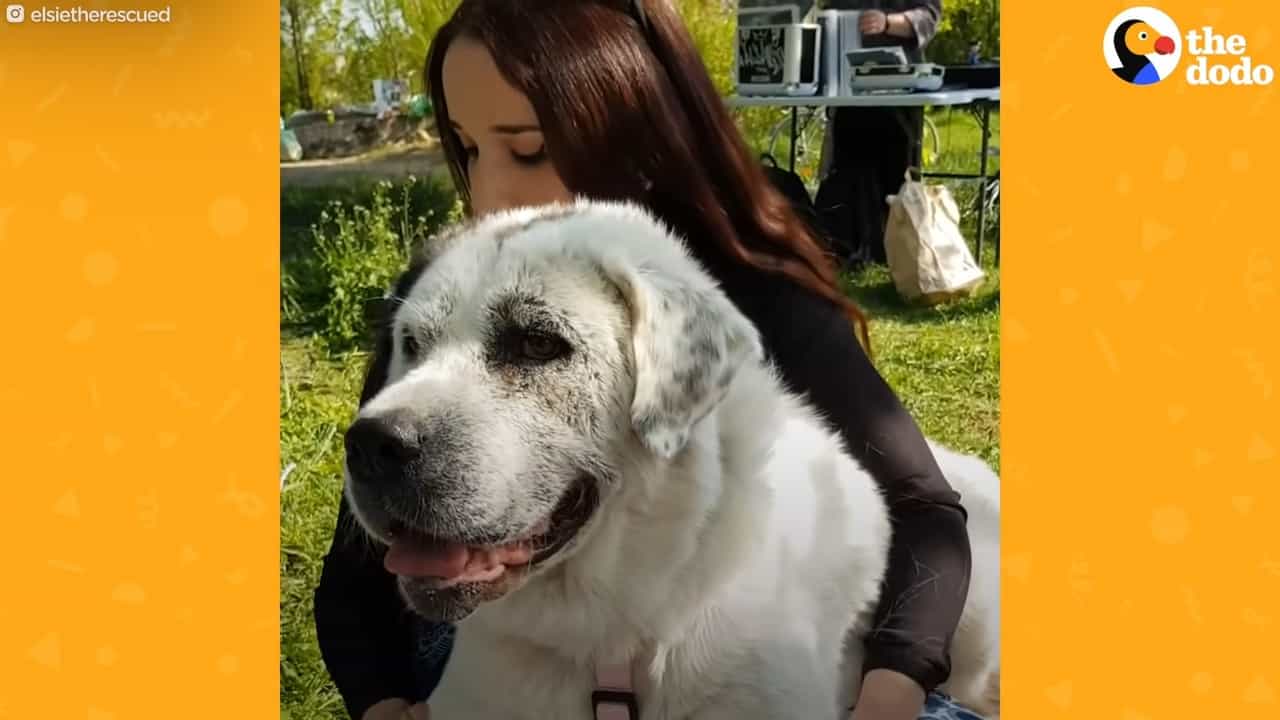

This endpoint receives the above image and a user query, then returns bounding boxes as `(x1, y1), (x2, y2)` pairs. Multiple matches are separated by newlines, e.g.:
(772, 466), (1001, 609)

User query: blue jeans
(920, 693), (989, 720)
(411, 621), (988, 719)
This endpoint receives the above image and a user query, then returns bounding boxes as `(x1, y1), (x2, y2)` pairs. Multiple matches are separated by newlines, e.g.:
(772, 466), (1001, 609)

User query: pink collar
(593, 661), (639, 719)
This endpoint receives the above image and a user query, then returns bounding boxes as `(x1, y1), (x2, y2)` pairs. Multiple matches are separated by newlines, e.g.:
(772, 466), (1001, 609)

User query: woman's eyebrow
(449, 121), (541, 135)
(490, 123), (541, 134)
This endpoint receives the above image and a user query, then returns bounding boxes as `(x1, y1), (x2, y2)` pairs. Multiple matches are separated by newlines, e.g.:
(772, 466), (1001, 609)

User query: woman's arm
(314, 505), (421, 719)
(314, 280), (445, 719)
(893, 1), (943, 49)
(859, 1), (943, 50)
(747, 277), (972, 716)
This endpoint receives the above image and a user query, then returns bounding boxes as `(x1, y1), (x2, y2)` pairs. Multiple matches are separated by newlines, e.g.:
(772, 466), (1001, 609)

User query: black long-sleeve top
(314, 244), (973, 720)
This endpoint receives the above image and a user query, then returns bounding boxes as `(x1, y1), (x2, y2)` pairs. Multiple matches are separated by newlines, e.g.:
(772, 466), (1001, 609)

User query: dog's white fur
(355, 199), (1000, 719)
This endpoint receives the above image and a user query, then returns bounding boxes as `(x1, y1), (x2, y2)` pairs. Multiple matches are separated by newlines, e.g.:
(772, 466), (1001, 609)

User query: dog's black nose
(344, 409), (423, 485)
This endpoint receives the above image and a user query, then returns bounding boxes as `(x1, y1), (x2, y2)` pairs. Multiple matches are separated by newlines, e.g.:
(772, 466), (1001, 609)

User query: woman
(818, 1), (942, 266)
(313, 2), (977, 719)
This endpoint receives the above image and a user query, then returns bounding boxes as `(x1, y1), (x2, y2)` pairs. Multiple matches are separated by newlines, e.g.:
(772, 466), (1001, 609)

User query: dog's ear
(359, 250), (437, 408)
(360, 216), (479, 384)
(356, 286), (398, 410)
(605, 261), (764, 460)
(415, 217), (475, 266)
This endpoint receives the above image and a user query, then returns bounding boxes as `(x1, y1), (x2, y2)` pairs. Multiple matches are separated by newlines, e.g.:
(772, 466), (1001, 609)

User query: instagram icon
(6, 4), (24, 23)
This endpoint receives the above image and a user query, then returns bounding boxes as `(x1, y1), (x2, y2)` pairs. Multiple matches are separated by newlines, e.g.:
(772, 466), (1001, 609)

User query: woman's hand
(847, 669), (927, 720)
(858, 10), (918, 41)
(858, 9), (889, 36)
(361, 699), (430, 720)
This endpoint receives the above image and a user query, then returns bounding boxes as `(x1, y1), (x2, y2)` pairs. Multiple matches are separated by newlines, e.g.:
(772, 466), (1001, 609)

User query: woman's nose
(468, 170), (511, 217)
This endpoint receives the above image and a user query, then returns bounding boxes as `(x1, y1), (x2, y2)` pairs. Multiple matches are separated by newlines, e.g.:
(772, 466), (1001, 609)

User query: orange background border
(1003, 1), (1279, 716)
(1, 1), (1277, 718)
(0, 3), (279, 718)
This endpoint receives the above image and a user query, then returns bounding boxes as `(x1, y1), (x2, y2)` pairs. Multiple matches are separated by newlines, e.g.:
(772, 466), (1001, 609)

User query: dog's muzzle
(344, 408), (426, 492)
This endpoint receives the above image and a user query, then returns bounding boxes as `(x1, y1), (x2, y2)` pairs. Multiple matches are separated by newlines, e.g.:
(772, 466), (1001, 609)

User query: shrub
(283, 177), (458, 351)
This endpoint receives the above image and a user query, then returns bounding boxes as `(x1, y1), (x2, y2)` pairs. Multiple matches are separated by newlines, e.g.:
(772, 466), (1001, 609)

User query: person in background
(314, 2), (979, 719)
(967, 39), (982, 64)
(817, 1), (942, 266)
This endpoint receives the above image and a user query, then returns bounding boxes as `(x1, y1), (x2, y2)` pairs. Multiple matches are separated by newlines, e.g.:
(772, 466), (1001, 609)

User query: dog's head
(343, 199), (763, 621)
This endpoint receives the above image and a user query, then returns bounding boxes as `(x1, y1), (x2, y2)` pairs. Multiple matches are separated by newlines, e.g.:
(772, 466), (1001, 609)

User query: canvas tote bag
(883, 170), (986, 304)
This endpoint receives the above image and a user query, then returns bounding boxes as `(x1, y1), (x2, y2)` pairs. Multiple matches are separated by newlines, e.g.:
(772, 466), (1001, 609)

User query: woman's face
(442, 37), (574, 217)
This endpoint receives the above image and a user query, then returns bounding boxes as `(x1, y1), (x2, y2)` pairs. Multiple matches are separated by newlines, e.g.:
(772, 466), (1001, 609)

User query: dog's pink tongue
(384, 537), (471, 578)
(383, 537), (537, 579)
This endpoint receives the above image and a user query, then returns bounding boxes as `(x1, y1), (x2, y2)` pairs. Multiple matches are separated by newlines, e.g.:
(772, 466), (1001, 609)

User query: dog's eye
(401, 329), (421, 360)
(518, 331), (570, 363)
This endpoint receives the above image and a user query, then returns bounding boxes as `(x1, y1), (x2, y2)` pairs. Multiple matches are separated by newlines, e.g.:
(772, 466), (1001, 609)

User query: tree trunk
(987, 0), (998, 55)
(285, 0), (314, 110)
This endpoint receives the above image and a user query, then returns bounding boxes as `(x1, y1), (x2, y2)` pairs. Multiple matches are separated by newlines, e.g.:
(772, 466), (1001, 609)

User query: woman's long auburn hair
(424, 0), (871, 352)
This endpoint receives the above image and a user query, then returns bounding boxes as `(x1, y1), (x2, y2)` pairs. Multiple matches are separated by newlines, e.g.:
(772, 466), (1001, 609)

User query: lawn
(279, 114), (1000, 719)
(280, 334), (368, 720)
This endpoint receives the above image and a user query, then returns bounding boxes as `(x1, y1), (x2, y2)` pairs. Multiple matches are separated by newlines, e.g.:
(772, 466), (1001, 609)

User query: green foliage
(310, 186), (413, 350)
(281, 0), (345, 115)
(281, 176), (453, 241)
(395, 0), (464, 85)
(281, 177), (458, 350)
(929, 0), (1001, 64)
(281, 0), (461, 115)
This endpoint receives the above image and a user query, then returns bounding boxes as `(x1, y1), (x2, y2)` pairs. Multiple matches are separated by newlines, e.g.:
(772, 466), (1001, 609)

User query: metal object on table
(941, 63), (1000, 90)
(848, 62), (946, 94)
(734, 23), (824, 97)
(843, 47), (910, 68)
(727, 87), (999, 108)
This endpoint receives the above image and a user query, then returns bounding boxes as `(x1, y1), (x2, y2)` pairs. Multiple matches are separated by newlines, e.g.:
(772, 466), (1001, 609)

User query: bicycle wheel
(922, 113), (942, 165)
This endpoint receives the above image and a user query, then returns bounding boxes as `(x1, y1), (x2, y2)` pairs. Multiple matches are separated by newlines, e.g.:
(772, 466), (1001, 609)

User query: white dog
(343, 199), (1000, 719)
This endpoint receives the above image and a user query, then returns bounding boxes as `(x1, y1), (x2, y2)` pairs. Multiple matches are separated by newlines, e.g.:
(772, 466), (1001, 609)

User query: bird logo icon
(1104, 7), (1182, 85)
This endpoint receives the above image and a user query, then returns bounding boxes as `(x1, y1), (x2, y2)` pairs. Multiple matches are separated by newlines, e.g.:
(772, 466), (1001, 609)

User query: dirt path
(280, 145), (448, 188)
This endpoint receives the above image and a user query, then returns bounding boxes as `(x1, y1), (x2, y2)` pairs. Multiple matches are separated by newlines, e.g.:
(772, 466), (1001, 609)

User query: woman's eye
(512, 147), (547, 166)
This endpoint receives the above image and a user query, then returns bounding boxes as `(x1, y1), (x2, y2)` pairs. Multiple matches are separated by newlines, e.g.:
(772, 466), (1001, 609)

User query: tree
(282, 0), (317, 111)
(358, 0), (410, 80)
(392, 0), (461, 91)
(281, 0), (345, 116)
(929, 0), (1001, 64)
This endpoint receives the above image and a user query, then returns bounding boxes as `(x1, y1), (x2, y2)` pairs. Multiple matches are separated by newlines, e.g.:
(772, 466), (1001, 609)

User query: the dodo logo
(1104, 7), (1181, 85)
(1105, 7), (1275, 87)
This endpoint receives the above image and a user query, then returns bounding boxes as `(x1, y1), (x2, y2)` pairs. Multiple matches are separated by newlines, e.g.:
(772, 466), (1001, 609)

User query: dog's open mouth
(381, 475), (599, 589)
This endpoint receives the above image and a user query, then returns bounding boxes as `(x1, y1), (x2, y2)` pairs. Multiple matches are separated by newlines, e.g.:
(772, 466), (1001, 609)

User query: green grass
(280, 335), (367, 719)
(843, 264), (1000, 469)
(927, 105), (1001, 175)
(925, 107), (1001, 256)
